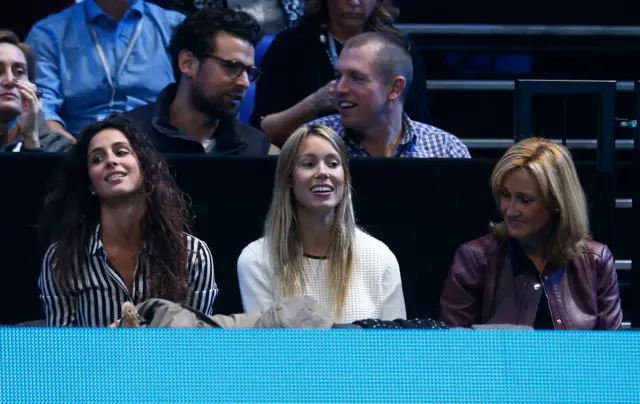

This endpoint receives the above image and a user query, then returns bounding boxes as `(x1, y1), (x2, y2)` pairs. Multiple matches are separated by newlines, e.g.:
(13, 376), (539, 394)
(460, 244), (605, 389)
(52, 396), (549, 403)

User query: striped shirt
(39, 226), (217, 327)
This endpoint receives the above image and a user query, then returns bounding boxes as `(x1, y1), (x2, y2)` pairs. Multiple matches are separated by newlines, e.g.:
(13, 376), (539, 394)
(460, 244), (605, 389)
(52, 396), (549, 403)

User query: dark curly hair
(168, 6), (262, 82)
(39, 116), (192, 302)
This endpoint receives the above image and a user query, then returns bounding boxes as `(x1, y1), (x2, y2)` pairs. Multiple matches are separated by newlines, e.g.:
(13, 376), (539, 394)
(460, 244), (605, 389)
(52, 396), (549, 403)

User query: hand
(312, 80), (337, 113)
(108, 319), (121, 328)
(13, 79), (42, 142)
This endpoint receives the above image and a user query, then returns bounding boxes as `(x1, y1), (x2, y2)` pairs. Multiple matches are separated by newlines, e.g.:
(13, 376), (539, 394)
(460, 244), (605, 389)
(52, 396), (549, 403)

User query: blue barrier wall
(1, 329), (639, 403)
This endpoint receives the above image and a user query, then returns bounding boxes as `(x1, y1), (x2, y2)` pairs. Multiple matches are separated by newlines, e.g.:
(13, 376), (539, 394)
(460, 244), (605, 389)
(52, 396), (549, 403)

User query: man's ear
(178, 49), (200, 80)
(387, 76), (407, 103)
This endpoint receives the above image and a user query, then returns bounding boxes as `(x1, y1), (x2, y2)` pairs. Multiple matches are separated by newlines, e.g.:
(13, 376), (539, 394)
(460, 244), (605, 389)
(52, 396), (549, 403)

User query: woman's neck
(518, 237), (547, 272)
(100, 196), (146, 250)
(328, 21), (362, 42)
(296, 208), (335, 257)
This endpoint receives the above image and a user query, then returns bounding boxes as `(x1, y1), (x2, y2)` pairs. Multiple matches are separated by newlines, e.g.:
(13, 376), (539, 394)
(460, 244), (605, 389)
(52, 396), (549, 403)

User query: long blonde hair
(263, 124), (357, 319)
(489, 138), (590, 263)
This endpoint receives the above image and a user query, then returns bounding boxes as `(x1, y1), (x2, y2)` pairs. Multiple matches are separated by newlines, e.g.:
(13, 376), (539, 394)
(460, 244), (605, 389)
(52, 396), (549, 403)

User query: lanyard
(88, 17), (144, 113)
(326, 32), (339, 67)
(320, 27), (339, 68)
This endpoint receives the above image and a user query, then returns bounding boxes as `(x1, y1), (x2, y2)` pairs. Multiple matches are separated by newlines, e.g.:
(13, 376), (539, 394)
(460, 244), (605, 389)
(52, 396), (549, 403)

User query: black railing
(514, 79), (617, 252)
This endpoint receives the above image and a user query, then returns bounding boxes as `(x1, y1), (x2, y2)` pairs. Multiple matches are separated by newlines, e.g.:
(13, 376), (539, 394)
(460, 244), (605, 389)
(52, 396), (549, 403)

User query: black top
(508, 239), (555, 330)
(122, 84), (272, 156)
(533, 286), (555, 330)
(250, 21), (431, 129)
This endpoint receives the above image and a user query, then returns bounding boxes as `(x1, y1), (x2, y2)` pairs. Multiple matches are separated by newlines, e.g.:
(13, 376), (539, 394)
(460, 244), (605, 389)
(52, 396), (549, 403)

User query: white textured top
(237, 229), (406, 323)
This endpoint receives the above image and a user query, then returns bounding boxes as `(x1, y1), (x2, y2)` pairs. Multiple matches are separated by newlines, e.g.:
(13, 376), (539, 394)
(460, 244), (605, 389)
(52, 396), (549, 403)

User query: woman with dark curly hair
(38, 115), (217, 327)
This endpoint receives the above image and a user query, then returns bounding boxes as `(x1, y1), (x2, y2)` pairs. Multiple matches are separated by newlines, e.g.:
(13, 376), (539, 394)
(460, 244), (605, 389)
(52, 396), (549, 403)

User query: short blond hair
(489, 138), (590, 263)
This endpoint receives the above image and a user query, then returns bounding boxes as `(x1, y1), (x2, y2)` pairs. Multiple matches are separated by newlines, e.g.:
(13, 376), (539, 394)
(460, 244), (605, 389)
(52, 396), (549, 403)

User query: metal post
(514, 79), (617, 252)
(632, 81), (640, 327)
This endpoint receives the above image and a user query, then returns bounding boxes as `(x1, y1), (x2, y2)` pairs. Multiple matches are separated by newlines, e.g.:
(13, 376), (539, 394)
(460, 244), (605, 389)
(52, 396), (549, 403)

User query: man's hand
(312, 80), (337, 113)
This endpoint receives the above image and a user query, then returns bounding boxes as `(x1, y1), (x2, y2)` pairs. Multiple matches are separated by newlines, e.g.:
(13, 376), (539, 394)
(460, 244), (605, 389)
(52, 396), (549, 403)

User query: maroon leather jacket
(439, 234), (623, 330)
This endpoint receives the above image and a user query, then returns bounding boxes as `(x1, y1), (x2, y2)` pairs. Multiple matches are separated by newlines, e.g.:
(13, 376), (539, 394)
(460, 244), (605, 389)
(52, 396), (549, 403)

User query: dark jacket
(122, 84), (272, 156)
(1, 111), (73, 153)
(439, 234), (623, 330)
(250, 20), (431, 129)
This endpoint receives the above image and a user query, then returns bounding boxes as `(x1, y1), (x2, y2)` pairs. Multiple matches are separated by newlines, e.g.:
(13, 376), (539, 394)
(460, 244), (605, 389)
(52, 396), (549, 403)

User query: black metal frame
(514, 79), (617, 256)
(632, 81), (640, 327)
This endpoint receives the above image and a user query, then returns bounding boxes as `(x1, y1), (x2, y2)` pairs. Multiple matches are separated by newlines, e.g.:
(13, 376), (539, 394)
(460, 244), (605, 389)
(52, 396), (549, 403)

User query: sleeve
(186, 238), (218, 315)
(25, 23), (66, 126)
(39, 245), (77, 326)
(379, 250), (407, 320)
(237, 242), (275, 312)
(20, 111), (73, 153)
(439, 244), (484, 327)
(402, 33), (431, 124)
(446, 134), (472, 158)
(595, 245), (623, 330)
(249, 32), (298, 129)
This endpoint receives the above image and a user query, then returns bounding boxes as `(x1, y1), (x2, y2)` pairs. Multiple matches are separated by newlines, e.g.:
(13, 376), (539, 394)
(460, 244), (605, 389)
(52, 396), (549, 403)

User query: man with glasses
(122, 7), (277, 155)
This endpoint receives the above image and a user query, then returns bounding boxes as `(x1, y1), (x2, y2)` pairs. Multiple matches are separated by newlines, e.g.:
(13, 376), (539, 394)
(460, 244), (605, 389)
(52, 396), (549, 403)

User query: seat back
(238, 34), (275, 124)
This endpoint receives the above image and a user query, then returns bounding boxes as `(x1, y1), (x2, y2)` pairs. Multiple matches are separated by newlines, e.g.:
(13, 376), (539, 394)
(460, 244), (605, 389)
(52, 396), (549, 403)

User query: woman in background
(439, 138), (622, 330)
(39, 116), (217, 327)
(237, 123), (406, 322)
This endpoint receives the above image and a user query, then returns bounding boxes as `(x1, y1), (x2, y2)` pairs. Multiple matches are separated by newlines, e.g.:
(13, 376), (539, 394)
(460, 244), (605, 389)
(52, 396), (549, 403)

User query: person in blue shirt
(26, 0), (184, 140)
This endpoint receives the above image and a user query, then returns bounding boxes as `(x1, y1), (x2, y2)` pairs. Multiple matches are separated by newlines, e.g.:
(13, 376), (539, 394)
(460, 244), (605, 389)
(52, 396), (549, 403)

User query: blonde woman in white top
(237, 123), (406, 323)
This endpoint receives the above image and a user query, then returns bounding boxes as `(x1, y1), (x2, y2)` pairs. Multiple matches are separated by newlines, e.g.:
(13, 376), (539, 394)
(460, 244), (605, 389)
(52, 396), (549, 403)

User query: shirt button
(533, 283), (541, 291)
(556, 319), (562, 324)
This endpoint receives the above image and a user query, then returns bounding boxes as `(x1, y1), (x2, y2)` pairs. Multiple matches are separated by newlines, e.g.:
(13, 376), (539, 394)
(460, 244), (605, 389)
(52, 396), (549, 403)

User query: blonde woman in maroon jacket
(440, 138), (622, 330)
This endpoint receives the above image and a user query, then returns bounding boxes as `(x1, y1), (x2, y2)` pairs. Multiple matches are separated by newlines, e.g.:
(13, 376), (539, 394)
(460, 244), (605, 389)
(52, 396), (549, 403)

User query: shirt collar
(399, 112), (417, 145)
(0, 140), (21, 152)
(88, 225), (104, 257)
(152, 84), (248, 154)
(342, 112), (416, 153)
(1, 117), (23, 152)
(86, 0), (143, 23)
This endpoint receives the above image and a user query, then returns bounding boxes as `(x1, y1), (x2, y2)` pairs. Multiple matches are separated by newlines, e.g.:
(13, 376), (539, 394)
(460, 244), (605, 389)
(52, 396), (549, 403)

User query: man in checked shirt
(307, 31), (470, 159)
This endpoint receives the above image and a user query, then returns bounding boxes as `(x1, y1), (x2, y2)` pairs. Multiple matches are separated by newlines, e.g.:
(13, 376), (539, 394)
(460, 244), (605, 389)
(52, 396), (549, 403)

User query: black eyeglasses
(204, 54), (262, 83)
